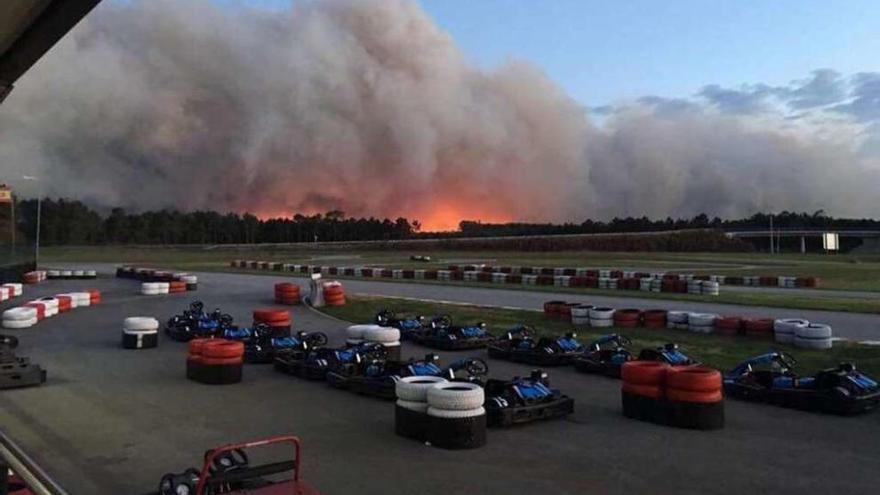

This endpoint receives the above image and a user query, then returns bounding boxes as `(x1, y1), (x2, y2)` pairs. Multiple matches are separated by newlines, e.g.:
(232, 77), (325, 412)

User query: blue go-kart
(484, 370), (575, 427)
(573, 334), (634, 377)
(487, 325), (584, 366)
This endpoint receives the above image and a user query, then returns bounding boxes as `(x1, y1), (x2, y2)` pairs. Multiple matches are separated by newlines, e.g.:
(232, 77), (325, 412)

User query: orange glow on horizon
(251, 202), (514, 233)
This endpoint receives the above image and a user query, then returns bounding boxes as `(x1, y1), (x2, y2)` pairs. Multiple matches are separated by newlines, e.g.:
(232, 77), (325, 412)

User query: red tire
(201, 356), (243, 366)
(743, 318), (774, 337)
(25, 302), (46, 320)
(56, 295), (72, 312)
(666, 388), (723, 403)
(622, 382), (663, 399)
(643, 309), (667, 329)
(202, 340), (244, 359)
(666, 366), (722, 393)
(714, 316), (743, 334)
(621, 361), (669, 386)
(253, 308), (290, 322)
(188, 338), (213, 357)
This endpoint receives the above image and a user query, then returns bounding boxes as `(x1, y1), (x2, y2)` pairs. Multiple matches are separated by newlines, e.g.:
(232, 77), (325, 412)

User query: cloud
(831, 72), (880, 122)
(1, 0), (879, 225)
(782, 68), (846, 109)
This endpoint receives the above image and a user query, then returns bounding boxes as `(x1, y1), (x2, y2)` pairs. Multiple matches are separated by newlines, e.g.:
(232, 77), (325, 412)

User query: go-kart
(487, 326), (584, 366)
(273, 341), (387, 380)
(165, 301), (234, 342)
(1, 334), (47, 390)
(156, 435), (320, 495)
(638, 343), (697, 366)
(325, 353), (489, 400)
(484, 370), (575, 426)
(723, 352), (880, 415)
(243, 331), (328, 364)
(410, 317), (493, 350)
(375, 310), (450, 341)
(573, 334), (634, 377)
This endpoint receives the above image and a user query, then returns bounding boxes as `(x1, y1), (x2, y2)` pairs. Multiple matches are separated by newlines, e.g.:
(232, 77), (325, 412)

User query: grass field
(321, 295), (880, 378)
(41, 245), (880, 291)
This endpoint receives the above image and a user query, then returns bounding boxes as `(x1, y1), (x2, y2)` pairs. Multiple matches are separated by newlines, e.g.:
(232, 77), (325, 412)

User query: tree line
(3, 198), (879, 246)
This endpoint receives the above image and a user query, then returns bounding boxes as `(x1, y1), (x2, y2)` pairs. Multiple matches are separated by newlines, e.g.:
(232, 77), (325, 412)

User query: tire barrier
(425, 382), (487, 449)
(117, 266), (199, 290)
(253, 308), (291, 338)
(2, 290), (100, 329)
(44, 268), (97, 280)
(1, 283), (23, 299)
(622, 362), (724, 430)
(794, 323), (833, 350)
(274, 282), (301, 305)
(713, 316), (743, 336)
(643, 309), (668, 329)
(141, 282), (170, 295)
(687, 313), (718, 334)
(667, 311), (689, 330)
(570, 304), (592, 325)
(613, 309), (642, 328)
(394, 376), (448, 441)
(773, 319), (808, 344)
(187, 339), (244, 385)
(123, 317), (159, 349)
(323, 282), (346, 306)
(21, 271), (46, 284)
(588, 307), (614, 328)
(743, 318), (774, 339)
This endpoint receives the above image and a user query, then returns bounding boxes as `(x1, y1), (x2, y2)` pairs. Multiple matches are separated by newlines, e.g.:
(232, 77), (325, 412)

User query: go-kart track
(2, 268), (879, 495)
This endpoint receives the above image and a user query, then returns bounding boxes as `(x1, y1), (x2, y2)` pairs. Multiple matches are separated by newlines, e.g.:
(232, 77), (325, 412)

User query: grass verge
(320, 294), (880, 377)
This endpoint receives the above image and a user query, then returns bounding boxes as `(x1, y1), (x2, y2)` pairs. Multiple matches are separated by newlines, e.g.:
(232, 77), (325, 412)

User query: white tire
(667, 311), (689, 324)
(157, 283), (169, 294)
(85, 270), (97, 277)
(796, 323), (832, 339)
(345, 338), (363, 346)
(3, 307), (37, 321)
(2, 283), (22, 296)
(141, 289), (160, 296)
(590, 319), (613, 328)
(71, 292), (91, 307)
(396, 376), (449, 402)
(345, 324), (375, 339)
(794, 336), (833, 350)
(363, 326), (400, 344)
(60, 270), (72, 277)
(688, 313), (718, 327)
(72, 270), (84, 277)
(427, 382), (484, 410)
(124, 317), (160, 331)
(427, 407), (486, 419)
(181, 275), (198, 284)
(47, 270), (61, 277)
(397, 400), (429, 413)
(3, 317), (37, 329)
(570, 305), (592, 318)
(774, 319), (808, 343)
(589, 307), (614, 320)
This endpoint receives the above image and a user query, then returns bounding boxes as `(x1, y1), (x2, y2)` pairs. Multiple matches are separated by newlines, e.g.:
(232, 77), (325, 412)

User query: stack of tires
(613, 309), (642, 328)
(622, 362), (724, 430)
(570, 304), (592, 326)
(667, 311), (689, 330)
(665, 366), (724, 430)
(687, 313), (717, 333)
(253, 309), (291, 337)
(24, 302), (47, 322)
(2, 307), (37, 329)
(425, 382), (487, 449)
(394, 376), (448, 441)
(0, 286), (10, 302)
(701, 281), (720, 296)
(22, 271), (46, 284)
(773, 319), (808, 344)
(187, 339), (244, 385)
(323, 283), (346, 306)
(643, 309), (667, 329)
(713, 316), (742, 336)
(55, 295), (72, 313)
(179, 275), (198, 291)
(122, 317), (159, 349)
(34, 297), (59, 317)
(141, 282), (169, 296)
(346, 324), (401, 361)
(169, 281), (187, 294)
(743, 318), (774, 339)
(794, 323), (833, 350)
(1, 283), (22, 299)
(87, 289), (101, 305)
(274, 283), (301, 305)
(687, 280), (702, 295)
(589, 307), (614, 328)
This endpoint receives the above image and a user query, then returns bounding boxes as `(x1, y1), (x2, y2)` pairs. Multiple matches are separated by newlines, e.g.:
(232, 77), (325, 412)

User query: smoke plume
(1, 0), (878, 230)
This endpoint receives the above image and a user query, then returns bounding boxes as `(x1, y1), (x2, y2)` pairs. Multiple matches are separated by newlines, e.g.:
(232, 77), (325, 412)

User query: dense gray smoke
(1, 0), (878, 229)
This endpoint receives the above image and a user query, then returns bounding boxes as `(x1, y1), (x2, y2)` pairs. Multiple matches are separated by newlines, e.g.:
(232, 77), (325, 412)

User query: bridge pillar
(800, 236), (806, 254)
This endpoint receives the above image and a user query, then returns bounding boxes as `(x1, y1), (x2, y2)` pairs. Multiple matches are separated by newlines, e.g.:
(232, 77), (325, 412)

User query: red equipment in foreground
(160, 435), (320, 495)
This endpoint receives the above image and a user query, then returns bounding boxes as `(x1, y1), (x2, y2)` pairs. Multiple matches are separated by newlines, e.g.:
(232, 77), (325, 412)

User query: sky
(214, 0), (880, 108)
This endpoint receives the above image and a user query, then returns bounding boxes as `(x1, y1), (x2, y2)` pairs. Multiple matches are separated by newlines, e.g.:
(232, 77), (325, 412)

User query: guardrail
(0, 429), (69, 495)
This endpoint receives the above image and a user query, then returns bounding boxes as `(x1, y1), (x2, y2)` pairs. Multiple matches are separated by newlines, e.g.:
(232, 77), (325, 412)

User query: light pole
(22, 176), (40, 267)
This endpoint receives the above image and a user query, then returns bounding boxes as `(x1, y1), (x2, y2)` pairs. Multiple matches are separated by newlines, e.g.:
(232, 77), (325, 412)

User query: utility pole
(22, 176), (41, 266)
(769, 214), (774, 254)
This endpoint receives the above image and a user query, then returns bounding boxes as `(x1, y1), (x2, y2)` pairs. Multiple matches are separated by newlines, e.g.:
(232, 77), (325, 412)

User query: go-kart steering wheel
(189, 301), (204, 314)
(252, 323), (273, 339)
(431, 315), (452, 329)
(0, 334), (19, 349)
(464, 358), (489, 377)
(376, 309), (395, 325)
(304, 332), (328, 348)
(358, 342), (388, 361)
(158, 468), (200, 495)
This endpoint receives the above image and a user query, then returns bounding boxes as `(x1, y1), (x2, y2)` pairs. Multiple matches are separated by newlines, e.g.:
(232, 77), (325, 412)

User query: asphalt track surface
(1, 270), (878, 495)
